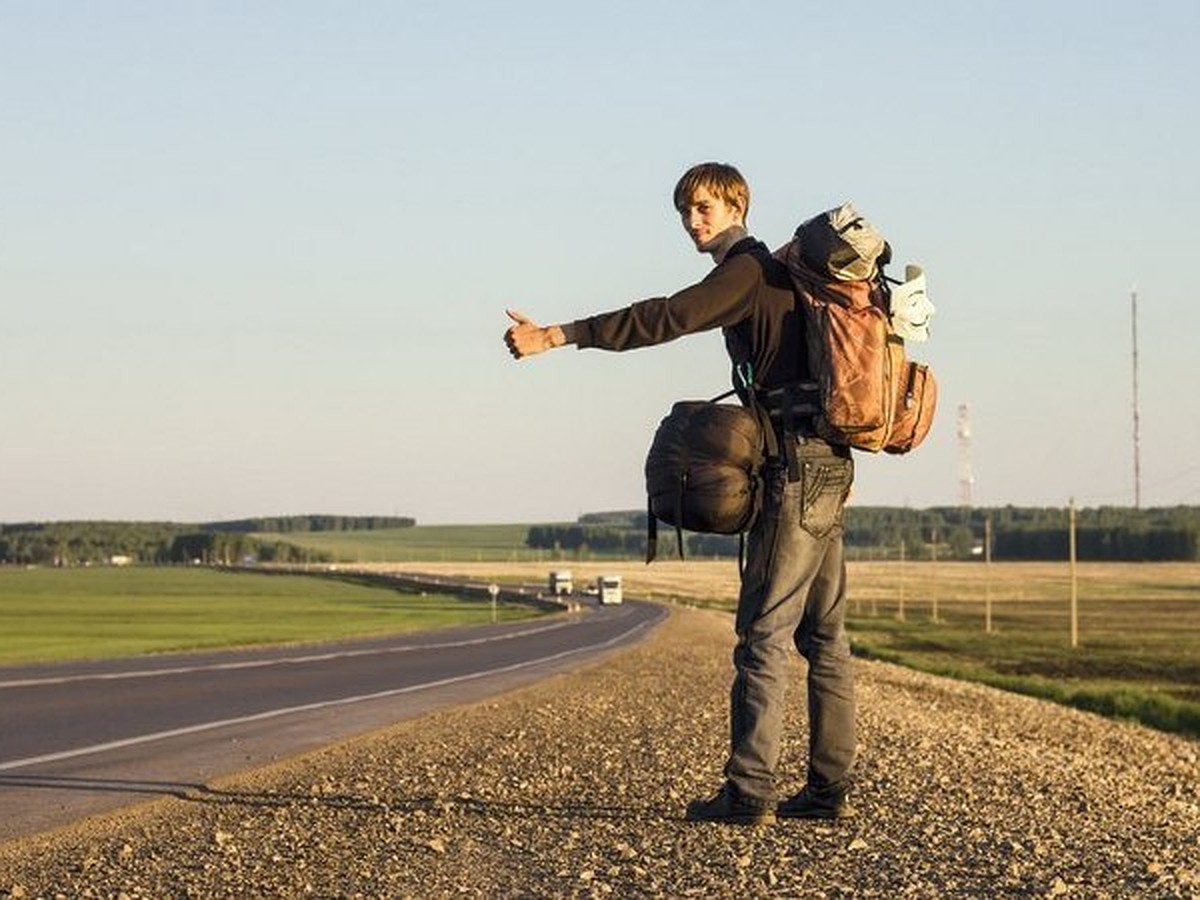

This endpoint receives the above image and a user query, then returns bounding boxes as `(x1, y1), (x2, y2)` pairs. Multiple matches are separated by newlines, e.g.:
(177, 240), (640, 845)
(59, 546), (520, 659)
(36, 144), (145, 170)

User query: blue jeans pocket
(799, 457), (854, 539)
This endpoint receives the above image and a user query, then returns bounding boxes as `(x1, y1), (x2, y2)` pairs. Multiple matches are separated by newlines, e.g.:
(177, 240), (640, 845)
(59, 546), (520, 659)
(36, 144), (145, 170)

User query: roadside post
(984, 515), (993, 634)
(1068, 499), (1078, 648)
(488, 583), (499, 625)
(930, 527), (940, 623)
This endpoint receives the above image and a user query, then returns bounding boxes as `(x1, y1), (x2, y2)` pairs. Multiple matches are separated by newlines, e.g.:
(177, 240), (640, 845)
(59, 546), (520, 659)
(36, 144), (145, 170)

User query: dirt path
(2, 605), (1196, 898)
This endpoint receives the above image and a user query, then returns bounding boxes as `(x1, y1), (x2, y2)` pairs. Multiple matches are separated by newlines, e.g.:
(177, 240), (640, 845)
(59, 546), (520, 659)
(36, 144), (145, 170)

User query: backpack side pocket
(884, 361), (938, 454)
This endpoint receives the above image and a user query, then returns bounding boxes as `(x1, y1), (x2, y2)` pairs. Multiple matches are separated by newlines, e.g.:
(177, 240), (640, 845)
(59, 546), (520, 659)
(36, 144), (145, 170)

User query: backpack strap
(648, 465), (696, 564)
(646, 499), (657, 564)
(721, 353), (780, 464)
(674, 474), (686, 561)
(779, 384), (801, 483)
(644, 418), (693, 563)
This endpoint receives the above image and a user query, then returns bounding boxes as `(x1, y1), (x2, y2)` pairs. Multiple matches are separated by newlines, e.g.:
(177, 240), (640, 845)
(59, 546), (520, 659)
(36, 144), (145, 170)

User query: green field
(842, 561), (1200, 737)
(11, 527), (1197, 739)
(0, 566), (542, 664)
(255, 524), (564, 563)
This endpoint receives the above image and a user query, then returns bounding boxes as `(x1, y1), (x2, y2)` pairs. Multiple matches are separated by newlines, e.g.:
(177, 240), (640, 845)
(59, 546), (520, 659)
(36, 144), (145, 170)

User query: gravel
(2, 605), (1197, 898)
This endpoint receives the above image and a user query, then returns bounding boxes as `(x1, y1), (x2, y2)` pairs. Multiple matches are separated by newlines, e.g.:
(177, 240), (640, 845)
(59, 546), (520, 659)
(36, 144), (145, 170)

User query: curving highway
(0, 581), (665, 840)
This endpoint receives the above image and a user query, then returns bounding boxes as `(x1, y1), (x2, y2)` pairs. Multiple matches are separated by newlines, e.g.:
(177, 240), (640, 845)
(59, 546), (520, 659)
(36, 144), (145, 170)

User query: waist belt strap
(781, 384), (801, 483)
(761, 383), (820, 482)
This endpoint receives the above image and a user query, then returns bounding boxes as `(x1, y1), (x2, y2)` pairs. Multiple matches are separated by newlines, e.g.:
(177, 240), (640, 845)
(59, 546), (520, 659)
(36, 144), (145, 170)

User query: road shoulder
(2, 605), (1197, 897)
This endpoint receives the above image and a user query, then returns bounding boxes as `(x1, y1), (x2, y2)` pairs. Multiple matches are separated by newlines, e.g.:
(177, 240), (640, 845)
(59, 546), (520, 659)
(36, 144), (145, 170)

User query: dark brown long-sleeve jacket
(560, 237), (808, 395)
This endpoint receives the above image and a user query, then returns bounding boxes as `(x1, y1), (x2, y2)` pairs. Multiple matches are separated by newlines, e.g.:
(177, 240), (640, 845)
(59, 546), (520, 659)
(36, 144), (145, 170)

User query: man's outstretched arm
(504, 309), (569, 360)
(506, 252), (760, 361)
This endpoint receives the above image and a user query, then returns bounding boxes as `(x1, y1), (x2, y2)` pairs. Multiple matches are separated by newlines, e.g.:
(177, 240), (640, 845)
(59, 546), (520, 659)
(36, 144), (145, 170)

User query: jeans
(725, 438), (856, 803)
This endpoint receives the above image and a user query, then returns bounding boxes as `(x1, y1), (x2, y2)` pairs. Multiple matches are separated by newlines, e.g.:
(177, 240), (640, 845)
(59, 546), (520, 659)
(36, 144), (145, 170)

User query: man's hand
(504, 309), (566, 360)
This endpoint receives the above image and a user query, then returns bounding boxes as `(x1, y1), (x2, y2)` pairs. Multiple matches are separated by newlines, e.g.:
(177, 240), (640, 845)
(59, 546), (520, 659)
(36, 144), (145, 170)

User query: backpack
(780, 202), (938, 454)
(640, 207), (935, 563)
(643, 396), (767, 563)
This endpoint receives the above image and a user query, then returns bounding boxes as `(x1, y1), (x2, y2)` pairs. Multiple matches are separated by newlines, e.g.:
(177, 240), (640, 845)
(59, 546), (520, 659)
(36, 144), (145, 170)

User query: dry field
(359, 558), (1200, 612)
(361, 559), (1200, 735)
(359, 558), (744, 606)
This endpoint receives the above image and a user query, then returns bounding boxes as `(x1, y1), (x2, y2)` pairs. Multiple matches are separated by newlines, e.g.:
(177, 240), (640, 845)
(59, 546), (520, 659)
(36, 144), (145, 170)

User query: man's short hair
(673, 162), (750, 219)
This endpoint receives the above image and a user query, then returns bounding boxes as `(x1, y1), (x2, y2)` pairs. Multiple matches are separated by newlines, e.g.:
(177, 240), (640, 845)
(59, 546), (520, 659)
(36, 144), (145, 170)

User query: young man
(504, 163), (857, 825)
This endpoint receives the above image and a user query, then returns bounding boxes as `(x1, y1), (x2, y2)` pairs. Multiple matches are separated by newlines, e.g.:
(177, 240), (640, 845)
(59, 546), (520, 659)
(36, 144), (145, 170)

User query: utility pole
(1069, 498), (1079, 649)
(1131, 287), (1142, 509)
(930, 527), (939, 623)
(984, 515), (993, 634)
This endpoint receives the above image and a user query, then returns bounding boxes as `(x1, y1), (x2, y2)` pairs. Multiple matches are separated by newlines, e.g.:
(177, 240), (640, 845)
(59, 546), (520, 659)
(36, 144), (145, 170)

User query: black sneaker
(777, 786), (856, 820)
(686, 784), (776, 826)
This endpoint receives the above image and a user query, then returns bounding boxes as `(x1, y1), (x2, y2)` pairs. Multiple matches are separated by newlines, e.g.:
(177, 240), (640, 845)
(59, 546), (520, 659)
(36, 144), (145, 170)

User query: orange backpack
(780, 203), (937, 454)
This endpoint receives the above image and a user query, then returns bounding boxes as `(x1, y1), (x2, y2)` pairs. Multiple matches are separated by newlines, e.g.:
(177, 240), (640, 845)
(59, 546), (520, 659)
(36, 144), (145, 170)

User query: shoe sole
(686, 806), (777, 830)
(686, 814), (777, 826)
(776, 807), (854, 821)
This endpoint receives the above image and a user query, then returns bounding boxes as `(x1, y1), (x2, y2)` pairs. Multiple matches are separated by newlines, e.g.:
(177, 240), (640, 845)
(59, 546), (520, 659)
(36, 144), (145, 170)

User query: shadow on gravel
(0, 775), (400, 813)
(451, 797), (674, 822)
(1, 774), (204, 801)
(1, 775), (671, 821)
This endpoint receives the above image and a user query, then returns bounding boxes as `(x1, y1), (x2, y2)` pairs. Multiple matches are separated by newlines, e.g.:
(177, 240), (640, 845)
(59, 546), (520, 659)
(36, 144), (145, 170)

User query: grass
(255, 524), (570, 563)
(0, 566), (543, 664)
(842, 561), (1200, 737)
(12, 531), (1196, 739)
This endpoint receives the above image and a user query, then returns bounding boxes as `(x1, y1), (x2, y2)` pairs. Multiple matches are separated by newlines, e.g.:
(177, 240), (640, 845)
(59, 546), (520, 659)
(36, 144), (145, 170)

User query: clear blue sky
(3, 1), (1198, 524)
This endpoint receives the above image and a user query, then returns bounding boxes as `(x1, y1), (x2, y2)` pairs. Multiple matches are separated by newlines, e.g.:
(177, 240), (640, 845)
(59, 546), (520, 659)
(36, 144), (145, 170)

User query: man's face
(679, 185), (744, 251)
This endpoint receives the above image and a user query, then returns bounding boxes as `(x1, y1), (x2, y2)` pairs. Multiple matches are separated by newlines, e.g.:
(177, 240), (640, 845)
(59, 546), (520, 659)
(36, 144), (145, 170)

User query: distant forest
(0, 516), (415, 566)
(529, 506), (1200, 562)
(5, 508), (1197, 566)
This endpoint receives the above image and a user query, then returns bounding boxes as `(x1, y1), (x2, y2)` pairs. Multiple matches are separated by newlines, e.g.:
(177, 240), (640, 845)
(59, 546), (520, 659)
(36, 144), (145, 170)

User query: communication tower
(1131, 287), (1142, 509)
(957, 403), (975, 508)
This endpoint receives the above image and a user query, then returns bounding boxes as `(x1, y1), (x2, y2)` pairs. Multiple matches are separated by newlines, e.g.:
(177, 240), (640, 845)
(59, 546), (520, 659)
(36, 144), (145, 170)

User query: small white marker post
(488, 583), (500, 625)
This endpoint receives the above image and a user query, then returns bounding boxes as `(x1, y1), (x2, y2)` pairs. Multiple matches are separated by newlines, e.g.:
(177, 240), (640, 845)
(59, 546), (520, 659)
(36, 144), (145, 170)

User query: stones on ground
(0, 607), (1196, 896)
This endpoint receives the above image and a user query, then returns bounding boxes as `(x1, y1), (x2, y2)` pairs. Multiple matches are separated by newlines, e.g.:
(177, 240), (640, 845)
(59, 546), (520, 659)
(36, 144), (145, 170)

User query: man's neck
(705, 225), (748, 264)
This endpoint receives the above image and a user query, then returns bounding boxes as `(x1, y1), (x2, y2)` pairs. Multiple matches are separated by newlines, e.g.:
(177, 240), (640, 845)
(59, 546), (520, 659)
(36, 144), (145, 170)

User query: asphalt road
(0, 592), (665, 841)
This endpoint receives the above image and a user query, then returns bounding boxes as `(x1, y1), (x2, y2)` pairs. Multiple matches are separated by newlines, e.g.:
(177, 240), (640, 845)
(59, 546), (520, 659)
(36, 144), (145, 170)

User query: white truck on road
(548, 570), (573, 596)
(596, 574), (623, 605)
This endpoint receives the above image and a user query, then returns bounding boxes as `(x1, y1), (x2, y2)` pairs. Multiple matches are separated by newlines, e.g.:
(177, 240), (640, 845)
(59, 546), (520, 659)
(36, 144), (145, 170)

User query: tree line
(537, 506), (1200, 562)
(0, 515), (413, 567)
(207, 515), (415, 534)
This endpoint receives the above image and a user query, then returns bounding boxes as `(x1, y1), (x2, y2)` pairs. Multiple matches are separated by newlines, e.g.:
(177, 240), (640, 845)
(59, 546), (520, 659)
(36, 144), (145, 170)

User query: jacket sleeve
(566, 254), (760, 351)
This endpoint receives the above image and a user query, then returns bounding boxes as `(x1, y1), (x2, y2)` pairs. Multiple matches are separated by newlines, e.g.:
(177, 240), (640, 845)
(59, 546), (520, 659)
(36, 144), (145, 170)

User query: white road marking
(0, 611), (661, 772)
(0, 618), (588, 689)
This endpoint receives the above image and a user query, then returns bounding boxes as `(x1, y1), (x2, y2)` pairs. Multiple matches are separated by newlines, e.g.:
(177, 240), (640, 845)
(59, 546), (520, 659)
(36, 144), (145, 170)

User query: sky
(3, 1), (1199, 525)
